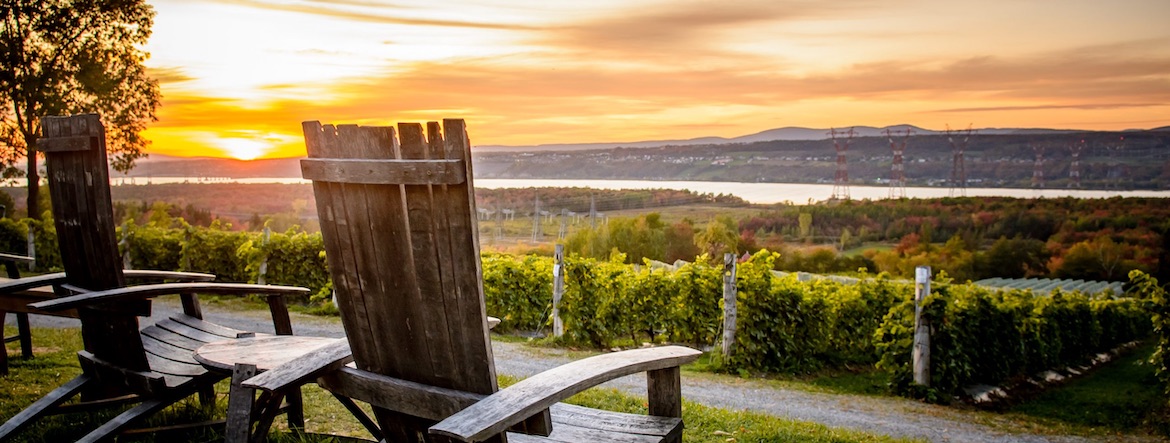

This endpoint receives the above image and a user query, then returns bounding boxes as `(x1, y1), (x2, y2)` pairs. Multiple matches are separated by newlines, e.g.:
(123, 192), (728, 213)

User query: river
(103, 176), (1170, 205)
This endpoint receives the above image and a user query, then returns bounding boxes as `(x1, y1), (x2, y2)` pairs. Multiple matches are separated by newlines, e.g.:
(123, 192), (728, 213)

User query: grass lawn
(1004, 342), (1166, 435)
(1, 325), (916, 443)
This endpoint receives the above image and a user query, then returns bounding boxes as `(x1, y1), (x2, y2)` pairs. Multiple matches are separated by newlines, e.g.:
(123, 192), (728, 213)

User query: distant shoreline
(5, 178), (1167, 205)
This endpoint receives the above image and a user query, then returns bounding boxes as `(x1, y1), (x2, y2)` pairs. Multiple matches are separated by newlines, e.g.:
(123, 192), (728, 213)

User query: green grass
(1005, 342), (1165, 435)
(841, 243), (893, 258)
(3, 326), (916, 443)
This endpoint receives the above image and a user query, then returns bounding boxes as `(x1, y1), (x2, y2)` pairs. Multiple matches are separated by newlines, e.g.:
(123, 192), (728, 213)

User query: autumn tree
(1, 0), (160, 219)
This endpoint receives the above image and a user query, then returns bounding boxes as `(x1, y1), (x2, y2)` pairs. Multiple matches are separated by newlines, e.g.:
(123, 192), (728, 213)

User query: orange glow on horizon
(142, 0), (1170, 160)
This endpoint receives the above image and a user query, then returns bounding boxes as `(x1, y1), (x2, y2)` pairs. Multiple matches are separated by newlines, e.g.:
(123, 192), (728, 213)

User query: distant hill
(472, 124), (1120, 152)
(103, 124), (1168, 188)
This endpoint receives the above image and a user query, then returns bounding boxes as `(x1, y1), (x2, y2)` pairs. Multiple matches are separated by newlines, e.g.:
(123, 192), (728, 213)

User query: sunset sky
(141, 0), (1170, 160)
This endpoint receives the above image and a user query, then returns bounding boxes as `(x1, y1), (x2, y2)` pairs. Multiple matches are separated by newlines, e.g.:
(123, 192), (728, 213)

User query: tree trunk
(26, 150), (39, 220)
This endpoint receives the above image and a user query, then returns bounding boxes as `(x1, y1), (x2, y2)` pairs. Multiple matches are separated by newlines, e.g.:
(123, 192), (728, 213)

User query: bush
(481, 254), (553, 332)
(876, 280), (1152, 397)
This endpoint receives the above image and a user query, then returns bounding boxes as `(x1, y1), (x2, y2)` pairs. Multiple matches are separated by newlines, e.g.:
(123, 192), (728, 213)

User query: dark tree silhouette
(1, 0), (160, 219)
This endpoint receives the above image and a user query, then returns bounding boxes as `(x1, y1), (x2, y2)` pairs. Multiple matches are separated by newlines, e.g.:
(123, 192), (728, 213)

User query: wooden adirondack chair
(243, 119), (699, 442)
(1, 252), (38, 376)
(0, 114), (311, 443)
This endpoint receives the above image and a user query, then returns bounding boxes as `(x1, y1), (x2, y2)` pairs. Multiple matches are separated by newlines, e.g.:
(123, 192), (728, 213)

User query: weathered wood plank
(226, 363), (258, 443)
(647, 367), (682, 418)
(356, 124), (443, 441)
(508, 419), (668, 443)
(319, 367), (682, 442)
(30, 282), (310, 311)
(439, 119), (498, 393)
(317, 366), (483, 422)
(0, 374), (91, 440)
(430, 346), (701, 441)
(242, 339), (353, 392)
(144, 353), (206, 378)
(304, 122), (375, 374)
(399, 122), (457, 389)
(140, 325), (205, 351)
(153, 318), (232, 344)
(41, 114), (146, 375)
(169, 314), (246, 339)
(77, 350), (168, 395)
(194, 335), (341, 372)
(300, 158), (466, 185)
(0, 253), (34, 264)
(142, 334), (203, 363)
(549, 403), (679, 437)
(35, 135), (94, 152)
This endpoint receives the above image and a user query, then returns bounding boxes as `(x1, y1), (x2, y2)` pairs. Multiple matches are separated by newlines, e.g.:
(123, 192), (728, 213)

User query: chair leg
(197, 385), (216, 410)
(0, 374), (91, 440)
(74, 395), (176, 443)
(226, 363), (259, 443)
(1, 310), (8, 377)
(250, 392), (285, 443)
(285, 388), (305, 431)
(333, 393), (383, 441)
(16, 313), (31, 359)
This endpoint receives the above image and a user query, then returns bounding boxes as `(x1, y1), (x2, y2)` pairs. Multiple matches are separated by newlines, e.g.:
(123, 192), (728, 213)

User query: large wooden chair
(0, 114), (311, 443)
(244, 119), (699, 442)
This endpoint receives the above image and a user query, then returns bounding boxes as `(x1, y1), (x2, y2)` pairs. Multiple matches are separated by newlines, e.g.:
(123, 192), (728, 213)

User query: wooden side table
(195, 335), (342, 443)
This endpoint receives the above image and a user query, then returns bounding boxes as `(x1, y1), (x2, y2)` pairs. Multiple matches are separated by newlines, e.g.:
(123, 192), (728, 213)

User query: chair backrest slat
(303, 120), (496, 410)
(38, 114), (146, 371)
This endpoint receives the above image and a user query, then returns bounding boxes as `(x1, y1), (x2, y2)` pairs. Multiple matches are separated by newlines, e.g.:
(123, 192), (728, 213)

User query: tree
(694, 215), (739, 259)
(1, 0), (160, 219)
(798, 212), (812, 242)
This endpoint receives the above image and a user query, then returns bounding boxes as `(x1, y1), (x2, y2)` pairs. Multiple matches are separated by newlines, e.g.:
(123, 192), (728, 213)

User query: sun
(215, 137), (269, 160)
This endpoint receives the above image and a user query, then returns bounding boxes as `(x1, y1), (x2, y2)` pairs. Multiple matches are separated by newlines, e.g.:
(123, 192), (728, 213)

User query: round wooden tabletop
(194, 335), (344, 372)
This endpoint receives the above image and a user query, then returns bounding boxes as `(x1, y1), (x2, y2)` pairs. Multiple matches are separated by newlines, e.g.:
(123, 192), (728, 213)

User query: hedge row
(3, 218), (1154, 394)
(0, 219), (329, 299)
(875, 277), (1151, 397)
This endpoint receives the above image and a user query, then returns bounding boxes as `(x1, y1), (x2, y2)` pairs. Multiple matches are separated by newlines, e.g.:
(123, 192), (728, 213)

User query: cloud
(146, 34), (1170, 156)
(148, 67), (196, 84)
(536, 0), (887, 63)
(930, 103), (1166, 113)
(212, 0), (541, 31)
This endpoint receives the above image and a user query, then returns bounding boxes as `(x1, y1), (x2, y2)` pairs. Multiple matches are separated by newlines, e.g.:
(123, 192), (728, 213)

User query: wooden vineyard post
(721, 253), (738, 359)
(552, 244), (565, 337)
(25, 229), (34, 272)
(120, 222), (132, 270)
(913, 266), (932, 387)
(257, 226), (271, 285)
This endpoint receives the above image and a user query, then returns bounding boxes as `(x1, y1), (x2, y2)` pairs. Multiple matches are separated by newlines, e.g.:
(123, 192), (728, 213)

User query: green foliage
(669, 258), (722, 347)
(730, 251), (830, 373)
(481, 254), (553, 332)
(0, 217), (26, 255)
(26, 218), (60, 271)
(876, 280), (1152, 398)
(694, 215), (740, 258)
(181, 221), (251, 282)
(1138, 270), (1170, 403)
(559, 256), (631, 347)
(123, 221), (183, 271)
(242, 229), (330, 295)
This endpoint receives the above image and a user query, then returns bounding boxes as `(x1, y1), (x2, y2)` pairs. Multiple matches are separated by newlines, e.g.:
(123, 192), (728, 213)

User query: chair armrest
(0, 270), (214, 295)
(0, 272), (68, 293)
(0, 252), (34, 264)
(429, 345), (701, 442)
(28, 282), (310, 312)
(123, 270), (217, 282)
(243, 339), (354, 392)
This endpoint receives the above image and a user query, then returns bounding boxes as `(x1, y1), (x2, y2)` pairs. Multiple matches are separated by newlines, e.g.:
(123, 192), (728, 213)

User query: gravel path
(7, 297), (1157, 443)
